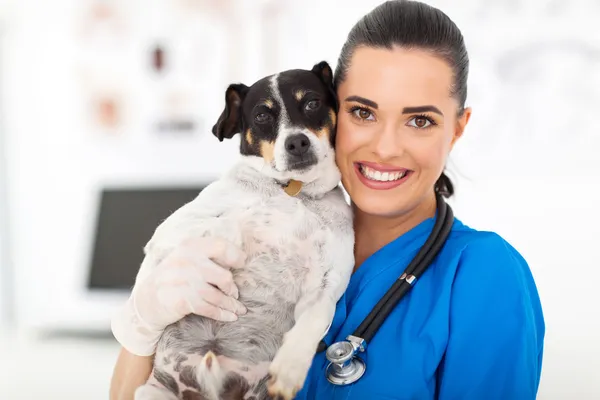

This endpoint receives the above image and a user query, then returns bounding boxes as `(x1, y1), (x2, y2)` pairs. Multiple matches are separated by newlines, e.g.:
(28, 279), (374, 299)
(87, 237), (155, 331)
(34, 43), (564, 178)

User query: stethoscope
(316, 192), (454, 386)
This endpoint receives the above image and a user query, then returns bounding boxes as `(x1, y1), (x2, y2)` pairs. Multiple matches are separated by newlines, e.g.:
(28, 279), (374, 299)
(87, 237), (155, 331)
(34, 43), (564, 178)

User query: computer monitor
(87, 185), (208, 291)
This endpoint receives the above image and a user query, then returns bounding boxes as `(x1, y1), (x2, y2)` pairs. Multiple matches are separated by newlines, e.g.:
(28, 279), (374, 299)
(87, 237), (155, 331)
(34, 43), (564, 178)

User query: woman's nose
(372, 124), (404, 160)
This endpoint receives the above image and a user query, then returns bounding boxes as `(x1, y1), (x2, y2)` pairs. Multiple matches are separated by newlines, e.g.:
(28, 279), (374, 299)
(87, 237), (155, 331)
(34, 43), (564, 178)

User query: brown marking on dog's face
(307, 107), (337, 141)
(294, 90), (305, 101)
(260, 140), (275, 162)
(329, 108), (337, 127)
(309, 126), (331, 140)
(245, 129), (253, 145)
(263, 99), (274, 108)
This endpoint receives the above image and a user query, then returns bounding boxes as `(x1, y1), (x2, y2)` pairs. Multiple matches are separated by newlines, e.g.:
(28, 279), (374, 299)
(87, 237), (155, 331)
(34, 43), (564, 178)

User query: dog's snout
(285, 134), (311, 156)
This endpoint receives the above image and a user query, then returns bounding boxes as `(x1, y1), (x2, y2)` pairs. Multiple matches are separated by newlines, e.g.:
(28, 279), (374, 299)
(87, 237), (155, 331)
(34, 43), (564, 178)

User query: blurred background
(0, 0), (598, 398)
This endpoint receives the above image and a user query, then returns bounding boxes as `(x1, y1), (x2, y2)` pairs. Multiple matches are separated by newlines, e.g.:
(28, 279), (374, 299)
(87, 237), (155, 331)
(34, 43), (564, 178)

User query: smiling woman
(294, 1), (544, 399)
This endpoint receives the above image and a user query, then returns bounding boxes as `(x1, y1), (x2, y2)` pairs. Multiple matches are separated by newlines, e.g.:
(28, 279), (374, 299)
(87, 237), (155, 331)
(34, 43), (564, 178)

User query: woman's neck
(352, 194), (437, 271)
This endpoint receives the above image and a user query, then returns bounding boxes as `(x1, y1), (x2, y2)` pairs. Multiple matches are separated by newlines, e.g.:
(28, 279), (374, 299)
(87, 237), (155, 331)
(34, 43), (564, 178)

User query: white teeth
(360, 165), (407, 182)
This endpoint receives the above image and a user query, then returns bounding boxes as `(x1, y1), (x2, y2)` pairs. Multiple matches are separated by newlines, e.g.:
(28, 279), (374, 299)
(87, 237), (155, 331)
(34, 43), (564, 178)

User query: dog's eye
(255, 113), (271, 124)
(304, 99), (320, 111)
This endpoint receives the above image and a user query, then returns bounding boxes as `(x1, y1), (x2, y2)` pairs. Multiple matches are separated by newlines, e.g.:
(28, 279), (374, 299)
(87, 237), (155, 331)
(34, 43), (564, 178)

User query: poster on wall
(72, 0), (244, 142)
(74, 0), (131, 138)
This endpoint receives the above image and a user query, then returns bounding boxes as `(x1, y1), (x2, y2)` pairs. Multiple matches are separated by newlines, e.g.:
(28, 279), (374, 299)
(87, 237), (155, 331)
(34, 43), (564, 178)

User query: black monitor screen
(87, 186), (208, 290)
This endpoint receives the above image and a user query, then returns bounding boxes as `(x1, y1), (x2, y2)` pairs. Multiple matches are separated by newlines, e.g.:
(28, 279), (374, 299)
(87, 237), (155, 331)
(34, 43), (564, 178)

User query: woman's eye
(352, 108), (374, 121)
(305, 99), (320, 111)
(408, 116), (432, 128)
(255, 113), (271, 123)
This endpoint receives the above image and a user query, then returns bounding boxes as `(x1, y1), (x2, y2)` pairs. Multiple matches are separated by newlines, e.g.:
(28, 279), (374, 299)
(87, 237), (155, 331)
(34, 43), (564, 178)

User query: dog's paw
(266, 345), (312, 400)
(267, 375), (299, 400)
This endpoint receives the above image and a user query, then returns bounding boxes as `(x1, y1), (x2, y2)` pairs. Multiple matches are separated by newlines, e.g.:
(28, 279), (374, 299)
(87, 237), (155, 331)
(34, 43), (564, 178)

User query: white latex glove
(111, 236), (247, 356)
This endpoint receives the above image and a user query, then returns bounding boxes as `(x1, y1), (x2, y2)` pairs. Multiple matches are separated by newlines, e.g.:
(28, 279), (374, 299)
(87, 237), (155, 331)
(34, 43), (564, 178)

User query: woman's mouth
(354, 162), (413, 190)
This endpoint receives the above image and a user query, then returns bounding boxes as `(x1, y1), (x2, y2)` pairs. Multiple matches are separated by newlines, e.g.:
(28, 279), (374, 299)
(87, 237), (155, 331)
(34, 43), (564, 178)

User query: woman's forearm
(110, 347), (153, 400)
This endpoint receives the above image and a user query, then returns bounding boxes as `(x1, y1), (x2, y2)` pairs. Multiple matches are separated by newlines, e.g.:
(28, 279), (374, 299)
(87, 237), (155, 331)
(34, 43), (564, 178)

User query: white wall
(0, 0), (13, 325)
(0, 0), (598, 399)
(0, 122), (6, 325)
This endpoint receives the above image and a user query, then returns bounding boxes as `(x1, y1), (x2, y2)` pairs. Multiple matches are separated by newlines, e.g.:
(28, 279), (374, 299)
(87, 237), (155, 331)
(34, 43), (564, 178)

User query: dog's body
(134, 62), (355, 400)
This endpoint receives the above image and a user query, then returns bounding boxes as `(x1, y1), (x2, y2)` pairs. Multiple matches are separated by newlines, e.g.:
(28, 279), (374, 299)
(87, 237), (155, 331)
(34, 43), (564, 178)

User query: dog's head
(212, 61), (340, 194)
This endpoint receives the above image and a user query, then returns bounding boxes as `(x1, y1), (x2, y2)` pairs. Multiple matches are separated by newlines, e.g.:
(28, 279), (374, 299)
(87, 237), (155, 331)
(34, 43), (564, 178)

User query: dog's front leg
(267, 264), (352, 399)
(267, 290), (336, 399)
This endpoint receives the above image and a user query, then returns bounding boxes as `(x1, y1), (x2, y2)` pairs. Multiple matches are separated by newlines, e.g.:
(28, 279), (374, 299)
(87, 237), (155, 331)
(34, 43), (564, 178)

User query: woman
(110, 1), (545, 399)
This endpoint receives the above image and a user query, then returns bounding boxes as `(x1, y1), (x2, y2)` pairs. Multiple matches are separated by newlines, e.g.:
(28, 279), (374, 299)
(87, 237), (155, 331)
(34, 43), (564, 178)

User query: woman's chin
(350, 191), (409, 218)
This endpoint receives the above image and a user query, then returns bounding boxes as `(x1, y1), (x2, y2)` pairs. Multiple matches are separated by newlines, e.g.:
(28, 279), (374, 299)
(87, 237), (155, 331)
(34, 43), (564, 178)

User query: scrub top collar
(347, 213), (463, 301)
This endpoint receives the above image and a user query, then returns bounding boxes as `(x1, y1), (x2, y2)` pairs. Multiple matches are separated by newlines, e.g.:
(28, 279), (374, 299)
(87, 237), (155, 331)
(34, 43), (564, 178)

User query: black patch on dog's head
(211, 61), (338, 165)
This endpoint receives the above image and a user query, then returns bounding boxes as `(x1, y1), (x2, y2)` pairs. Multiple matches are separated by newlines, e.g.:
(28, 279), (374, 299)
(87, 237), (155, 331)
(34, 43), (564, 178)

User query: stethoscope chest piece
(325, 336), (367, 385)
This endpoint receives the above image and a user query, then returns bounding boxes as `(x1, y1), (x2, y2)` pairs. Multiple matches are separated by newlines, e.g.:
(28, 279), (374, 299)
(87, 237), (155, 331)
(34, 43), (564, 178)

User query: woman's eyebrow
(344, 97), (444, 117)
(344, 95), (378, 109)
(402, 105), (443, 116)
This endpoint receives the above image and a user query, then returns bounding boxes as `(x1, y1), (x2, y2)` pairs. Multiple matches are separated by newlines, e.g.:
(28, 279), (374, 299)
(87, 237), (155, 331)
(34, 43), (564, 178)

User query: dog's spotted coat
(134, 62), (354, 400)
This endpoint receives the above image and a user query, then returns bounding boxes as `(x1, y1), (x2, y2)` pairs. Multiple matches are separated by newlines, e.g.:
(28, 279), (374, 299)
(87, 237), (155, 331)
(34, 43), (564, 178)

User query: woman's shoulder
(446, 218), (542, 309)
(450, 218), (529, 273)
(433, 221), (545, 399)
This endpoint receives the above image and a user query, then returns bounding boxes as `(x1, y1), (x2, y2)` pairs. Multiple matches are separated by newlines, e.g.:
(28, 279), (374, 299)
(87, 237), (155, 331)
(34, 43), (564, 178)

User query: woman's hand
(134, 236), (248, 325)
(110, 236), (248, 357)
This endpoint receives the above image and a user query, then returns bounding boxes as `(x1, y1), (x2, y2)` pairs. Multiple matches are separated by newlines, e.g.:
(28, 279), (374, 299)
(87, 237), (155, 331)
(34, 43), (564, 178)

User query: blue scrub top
(295, 216), (545, 400)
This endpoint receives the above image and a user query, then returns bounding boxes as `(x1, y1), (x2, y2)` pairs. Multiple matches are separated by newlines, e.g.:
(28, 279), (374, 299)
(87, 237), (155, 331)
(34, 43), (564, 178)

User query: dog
(133, 61), (355, 400)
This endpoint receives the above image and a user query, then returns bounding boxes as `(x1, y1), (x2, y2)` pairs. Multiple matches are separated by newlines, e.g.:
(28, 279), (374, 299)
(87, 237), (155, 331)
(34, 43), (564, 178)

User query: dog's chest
(243, 195), (322, 243)
(227, 193), (333, 301)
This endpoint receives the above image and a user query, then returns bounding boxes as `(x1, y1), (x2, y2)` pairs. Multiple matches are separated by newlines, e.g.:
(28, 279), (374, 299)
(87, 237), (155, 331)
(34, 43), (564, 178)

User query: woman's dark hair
(334, 0), (469, 198)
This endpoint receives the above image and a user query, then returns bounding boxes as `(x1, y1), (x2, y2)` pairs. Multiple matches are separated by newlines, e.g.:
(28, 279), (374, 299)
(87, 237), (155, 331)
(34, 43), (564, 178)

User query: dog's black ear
(311, 61), (334, 87)
(311, 61), (338, 111)
(212, 83), (249, 142)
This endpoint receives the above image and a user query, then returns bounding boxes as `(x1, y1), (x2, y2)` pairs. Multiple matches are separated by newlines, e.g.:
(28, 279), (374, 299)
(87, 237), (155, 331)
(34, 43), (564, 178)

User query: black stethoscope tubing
(317, 192), (454, 352)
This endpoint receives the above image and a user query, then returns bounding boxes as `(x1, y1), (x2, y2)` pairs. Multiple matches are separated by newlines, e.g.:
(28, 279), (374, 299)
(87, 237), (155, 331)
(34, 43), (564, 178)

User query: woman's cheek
(337, 114), (364, 149)
(335, 117), (352, 161)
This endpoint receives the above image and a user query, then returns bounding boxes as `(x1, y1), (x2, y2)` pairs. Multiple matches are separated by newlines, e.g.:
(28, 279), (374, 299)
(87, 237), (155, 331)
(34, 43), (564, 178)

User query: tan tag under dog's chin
(283, 179), (303, 196)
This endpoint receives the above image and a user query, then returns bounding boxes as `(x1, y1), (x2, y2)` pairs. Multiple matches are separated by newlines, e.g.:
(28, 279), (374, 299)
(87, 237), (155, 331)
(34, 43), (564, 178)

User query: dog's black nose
(285, 133), (311, 156)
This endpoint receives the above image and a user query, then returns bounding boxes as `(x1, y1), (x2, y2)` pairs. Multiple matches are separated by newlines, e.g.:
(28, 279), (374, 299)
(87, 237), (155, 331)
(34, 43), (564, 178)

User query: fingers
(154, 272), (246, 323)
(200, 258), (241, 300)
(198, 283), (247, 316)
(155, 257), (246, 316)
(181, 237), (247, 270)
(190, 298), (240, 322)
(157, 248), (241, 301)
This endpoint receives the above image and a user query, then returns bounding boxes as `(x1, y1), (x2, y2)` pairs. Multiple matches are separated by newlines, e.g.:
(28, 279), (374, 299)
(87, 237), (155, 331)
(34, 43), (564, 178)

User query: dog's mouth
(286, 155), (318, 171)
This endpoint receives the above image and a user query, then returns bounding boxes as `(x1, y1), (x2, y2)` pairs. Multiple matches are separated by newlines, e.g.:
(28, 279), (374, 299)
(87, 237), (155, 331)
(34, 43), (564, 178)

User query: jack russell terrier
(134, 61), (355, 400)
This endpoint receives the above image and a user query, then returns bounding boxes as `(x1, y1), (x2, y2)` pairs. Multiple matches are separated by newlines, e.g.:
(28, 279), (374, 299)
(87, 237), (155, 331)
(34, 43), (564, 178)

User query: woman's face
(335, 46), (471, 218)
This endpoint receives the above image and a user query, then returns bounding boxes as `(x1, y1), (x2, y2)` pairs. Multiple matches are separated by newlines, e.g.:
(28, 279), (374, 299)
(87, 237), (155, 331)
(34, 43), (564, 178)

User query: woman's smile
(354, 161), (414, 190)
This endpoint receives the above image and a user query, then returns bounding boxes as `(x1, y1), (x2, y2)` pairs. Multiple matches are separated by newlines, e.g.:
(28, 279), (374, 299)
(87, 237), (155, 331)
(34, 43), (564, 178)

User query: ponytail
(434, 171), (454, 198)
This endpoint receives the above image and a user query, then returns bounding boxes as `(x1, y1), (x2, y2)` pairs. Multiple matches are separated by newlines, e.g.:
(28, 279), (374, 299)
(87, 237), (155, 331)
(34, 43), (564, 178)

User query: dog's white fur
(133, 72), (355, 399)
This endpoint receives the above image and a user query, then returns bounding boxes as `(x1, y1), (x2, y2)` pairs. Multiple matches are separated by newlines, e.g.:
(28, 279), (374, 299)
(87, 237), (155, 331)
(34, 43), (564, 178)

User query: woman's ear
(212, 83), (249, 142)
(451, 106), (472, 148)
